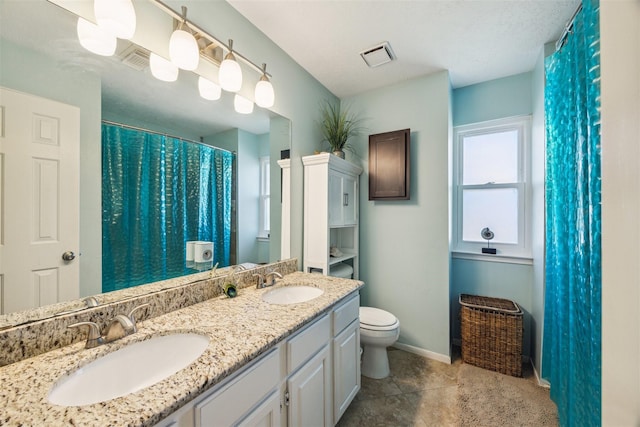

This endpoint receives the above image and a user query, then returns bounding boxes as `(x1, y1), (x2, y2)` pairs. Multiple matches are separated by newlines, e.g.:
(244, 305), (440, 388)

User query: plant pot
(332, 150), (345, 159)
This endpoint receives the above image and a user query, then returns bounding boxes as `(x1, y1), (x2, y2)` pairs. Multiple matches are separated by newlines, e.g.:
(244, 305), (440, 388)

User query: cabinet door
(196, 348), (280, 426)
(333, 320), (361, 424)
(237, 390), (281, 427)
(342, 175), (357, 226)
(328, 172), (343, 226)
(287, 344), (332, 427)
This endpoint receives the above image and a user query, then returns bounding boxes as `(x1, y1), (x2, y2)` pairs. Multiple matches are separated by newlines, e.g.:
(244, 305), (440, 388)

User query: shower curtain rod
(101, 120), (235, 154)
(555, 3), (583, 52)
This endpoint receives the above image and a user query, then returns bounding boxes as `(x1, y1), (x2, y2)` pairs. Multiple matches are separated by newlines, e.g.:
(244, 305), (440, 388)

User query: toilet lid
(359, 307), (398, 327)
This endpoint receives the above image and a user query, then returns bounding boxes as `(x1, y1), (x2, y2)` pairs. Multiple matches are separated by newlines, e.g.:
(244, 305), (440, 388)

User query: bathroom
(0, 0), (638, 426)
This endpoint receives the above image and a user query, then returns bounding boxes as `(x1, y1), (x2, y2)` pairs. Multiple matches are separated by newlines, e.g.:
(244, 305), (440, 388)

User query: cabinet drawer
(288, 314), (330, 373)
(195, 347), (280, 427)
(333, 293), (359, 336)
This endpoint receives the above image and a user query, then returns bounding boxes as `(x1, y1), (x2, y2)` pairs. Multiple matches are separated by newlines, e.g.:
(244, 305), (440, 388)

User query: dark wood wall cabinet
(368, 129), (410, 200)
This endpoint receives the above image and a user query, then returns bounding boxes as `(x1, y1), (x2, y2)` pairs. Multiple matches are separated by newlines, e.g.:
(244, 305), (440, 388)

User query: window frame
(452, 116), (532, 258)
(258, 156), (270, 239)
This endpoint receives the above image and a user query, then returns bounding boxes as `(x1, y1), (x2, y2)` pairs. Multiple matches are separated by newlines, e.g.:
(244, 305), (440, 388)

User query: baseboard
(392, 342), (452, 364)
(531, 361), (550, 388)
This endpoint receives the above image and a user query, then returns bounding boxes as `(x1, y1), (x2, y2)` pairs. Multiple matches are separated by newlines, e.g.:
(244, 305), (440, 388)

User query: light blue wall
(344, 72), (452, 358)
(0, 39), (103, 297)
(453, 72), (533, 126)
(451, 259), (533, 356)
(451, 71), (538, 359)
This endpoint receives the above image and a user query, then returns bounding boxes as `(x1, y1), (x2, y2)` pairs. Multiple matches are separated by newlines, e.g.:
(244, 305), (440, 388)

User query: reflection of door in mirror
(0, 87), (80, 314)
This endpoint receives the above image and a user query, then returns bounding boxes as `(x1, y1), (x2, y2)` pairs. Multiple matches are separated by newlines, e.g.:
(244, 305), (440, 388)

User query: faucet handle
(82, 296), (100, 307)
(265, 271), (283, 286)
(253, 273), (265, 288)
(68, 321), (104, 349)
(127, 303), (149, 332)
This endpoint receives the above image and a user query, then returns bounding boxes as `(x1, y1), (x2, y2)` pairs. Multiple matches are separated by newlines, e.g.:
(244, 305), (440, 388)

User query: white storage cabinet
(303, 153), (363, 278)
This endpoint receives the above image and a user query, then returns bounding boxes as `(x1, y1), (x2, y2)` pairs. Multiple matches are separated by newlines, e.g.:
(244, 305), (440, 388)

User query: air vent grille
(120, 46), (150, 71)
(360, 41), (396, 68)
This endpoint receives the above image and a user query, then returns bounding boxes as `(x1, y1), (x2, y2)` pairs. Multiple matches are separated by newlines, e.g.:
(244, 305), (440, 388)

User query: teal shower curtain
(542, 1), (601, 425)
(102, 123), (233, 293)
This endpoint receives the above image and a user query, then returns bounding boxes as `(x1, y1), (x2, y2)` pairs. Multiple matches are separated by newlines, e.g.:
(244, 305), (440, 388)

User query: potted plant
(319, 101), (364, 159)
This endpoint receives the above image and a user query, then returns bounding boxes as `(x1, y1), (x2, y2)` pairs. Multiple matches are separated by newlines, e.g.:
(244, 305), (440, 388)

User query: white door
(0, 87), (80, 314)
(328, 172), (343, 227)
(333, 320), (361, 424)
(236, 390), (281, 427)
(287, 344), (332, 427)
(342, 175), (357, 226)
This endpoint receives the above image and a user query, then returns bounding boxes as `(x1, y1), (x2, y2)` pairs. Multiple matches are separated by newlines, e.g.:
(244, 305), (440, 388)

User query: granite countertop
(0, 272), (363, 426)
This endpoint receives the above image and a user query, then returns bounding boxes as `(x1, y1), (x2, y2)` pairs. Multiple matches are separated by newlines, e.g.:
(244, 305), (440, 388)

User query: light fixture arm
(178, 5), (187, 31)
(260, 63), (270, 81)
(152, 0), (271, 78)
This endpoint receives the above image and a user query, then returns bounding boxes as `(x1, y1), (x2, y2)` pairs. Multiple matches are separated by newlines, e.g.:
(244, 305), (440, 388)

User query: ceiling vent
(119, 44), (150, 71)
(360, 41), (396, 68)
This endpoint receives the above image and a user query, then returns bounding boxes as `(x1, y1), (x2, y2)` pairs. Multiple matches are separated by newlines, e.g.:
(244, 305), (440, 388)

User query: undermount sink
(48, 333), (209, 406)
(262, 286), (324, 305)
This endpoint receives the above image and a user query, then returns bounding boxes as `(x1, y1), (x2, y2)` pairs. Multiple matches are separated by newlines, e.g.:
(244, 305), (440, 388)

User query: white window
(258, 156), (270, 238)
(453, 116), (531, 258)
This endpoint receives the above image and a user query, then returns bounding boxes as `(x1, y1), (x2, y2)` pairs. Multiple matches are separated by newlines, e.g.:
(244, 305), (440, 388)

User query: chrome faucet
(67, 321), (104, 349)
(253, 273), (266, 289)
(104, 314), (136, 342)
(264, 271), (283, 287)
(68, 303), (149, 349)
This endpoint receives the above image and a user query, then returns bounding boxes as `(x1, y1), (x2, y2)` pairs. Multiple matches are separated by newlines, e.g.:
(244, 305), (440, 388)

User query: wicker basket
(459, 294), (523, 377)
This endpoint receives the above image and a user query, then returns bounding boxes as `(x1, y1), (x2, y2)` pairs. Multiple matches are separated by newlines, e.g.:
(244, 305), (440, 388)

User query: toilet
(327, 263), (400, 379)
(359, 306), (400, 379)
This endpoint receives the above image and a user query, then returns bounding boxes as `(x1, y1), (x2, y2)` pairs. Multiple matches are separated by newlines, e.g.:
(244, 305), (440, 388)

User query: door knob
(62, 251), (76, 261)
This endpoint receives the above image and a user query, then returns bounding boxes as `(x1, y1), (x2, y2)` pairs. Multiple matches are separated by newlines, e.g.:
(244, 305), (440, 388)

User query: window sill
(451, 251), (533, 265)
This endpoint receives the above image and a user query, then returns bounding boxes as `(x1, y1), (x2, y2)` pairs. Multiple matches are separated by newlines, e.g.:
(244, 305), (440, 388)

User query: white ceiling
(228, 0), (580, 97)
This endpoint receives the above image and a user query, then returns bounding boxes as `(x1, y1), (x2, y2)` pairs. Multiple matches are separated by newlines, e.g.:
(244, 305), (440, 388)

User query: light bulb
(76, 17), (116, 57)
(149, 53), (179, 82)
(219, 44), (242, 92)
(169, 29), (199, 70)
(94, 0), (136, 39)
(255, 78), (275, 108)
(198, 76), (221, 100)
(234, 94), (254, 114)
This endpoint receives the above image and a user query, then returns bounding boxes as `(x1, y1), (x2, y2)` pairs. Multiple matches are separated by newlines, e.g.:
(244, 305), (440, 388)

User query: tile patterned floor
(336, 347), (545, 427)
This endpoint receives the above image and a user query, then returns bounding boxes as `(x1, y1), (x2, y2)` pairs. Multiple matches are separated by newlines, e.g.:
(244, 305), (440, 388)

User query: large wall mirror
(0, 0), (291, 326)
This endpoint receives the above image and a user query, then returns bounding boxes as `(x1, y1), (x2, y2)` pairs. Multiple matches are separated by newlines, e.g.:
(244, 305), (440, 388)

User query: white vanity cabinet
(331, 294), (361, 424)
(156, 292), (361, 427)
(303, 153), (363, 278)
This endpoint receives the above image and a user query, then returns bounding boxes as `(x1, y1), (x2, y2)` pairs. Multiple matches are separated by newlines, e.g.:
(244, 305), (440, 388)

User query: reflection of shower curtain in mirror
(101, 123), (233, 293)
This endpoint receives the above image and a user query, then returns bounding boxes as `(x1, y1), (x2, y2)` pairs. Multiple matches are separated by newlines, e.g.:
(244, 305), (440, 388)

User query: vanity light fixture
(94, 0), (136, 40)
(169, 7), (199, 71)
(198, 76), (222, 100)
(234, 94), (254, 114)
(254, 63), (275, 108)
(76, 17), (117, 57)
(149, 53), (179, 82)
(219, 39), (243, 92)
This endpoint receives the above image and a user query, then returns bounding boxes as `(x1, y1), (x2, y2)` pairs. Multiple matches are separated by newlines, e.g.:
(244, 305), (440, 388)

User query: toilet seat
(359, 307), (399, 331)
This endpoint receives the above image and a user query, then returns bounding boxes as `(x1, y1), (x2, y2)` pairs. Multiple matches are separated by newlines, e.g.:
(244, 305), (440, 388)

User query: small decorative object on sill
(481, 227), (497, 254)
